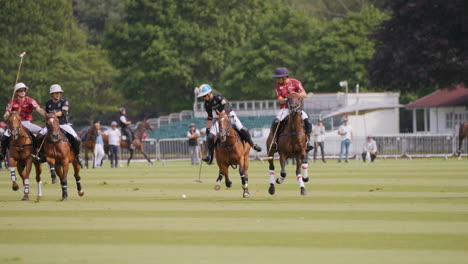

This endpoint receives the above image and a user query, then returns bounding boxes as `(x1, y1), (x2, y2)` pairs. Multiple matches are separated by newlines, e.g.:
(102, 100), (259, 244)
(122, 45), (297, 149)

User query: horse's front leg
(138, 147), (154, 166)
(33, 160), (43, 200)
(276, 153), (287, 184)
(9, 158), (19, 191)
(18, 161), (30, 200)
(301, 151), (309, 183)
(72, 158), (84, 197)
(127, 149), (133, 167)
(239, 155), (249, 198)
(57, 161), (69, 201)
(295, 154), (307, 196)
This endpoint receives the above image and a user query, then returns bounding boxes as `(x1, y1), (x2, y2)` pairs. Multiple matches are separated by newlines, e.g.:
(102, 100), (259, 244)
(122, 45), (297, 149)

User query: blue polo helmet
(197, 84), (212, 98)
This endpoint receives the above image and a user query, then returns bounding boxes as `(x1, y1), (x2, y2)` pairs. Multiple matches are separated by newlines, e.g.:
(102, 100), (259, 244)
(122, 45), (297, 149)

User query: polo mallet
(267, 107), (286, 157)
(10, 52), (27, 103)
(193, 161), (204, 183)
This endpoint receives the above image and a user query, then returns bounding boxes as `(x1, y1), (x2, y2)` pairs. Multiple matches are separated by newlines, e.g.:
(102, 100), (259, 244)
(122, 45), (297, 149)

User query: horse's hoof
(243, 190), (250, 198)
(12, 183), (19, 191)
(276, 177), (285, 184)
(37, 196), (42, 201)
(51, 178), (58, 184)
(61, 197), (68, 201)
(268, 184), (275, 195)
(214, 184), (221, 191)
(226, 181), (232, 188)
(22, 195), (29, 201)
(300, 187), (307, 196)
(78, 190), (85, 197)
(303, 177), (309, 183)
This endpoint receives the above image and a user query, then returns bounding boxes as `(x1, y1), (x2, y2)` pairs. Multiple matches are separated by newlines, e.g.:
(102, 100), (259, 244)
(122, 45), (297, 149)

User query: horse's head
(8, 112), (22, 140)
(287, 93), (303, 115)
(140, 119), (154, 131)
(45, 113), (61, 141)
(217, 114), (231, 143)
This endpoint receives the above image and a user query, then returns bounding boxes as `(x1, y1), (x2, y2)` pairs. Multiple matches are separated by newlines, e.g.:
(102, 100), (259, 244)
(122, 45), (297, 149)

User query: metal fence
(98, 134), (468, 164)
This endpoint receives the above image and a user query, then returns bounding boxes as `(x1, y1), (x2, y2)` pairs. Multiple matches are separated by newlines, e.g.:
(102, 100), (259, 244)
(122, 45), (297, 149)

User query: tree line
(0, 0), (465, 127)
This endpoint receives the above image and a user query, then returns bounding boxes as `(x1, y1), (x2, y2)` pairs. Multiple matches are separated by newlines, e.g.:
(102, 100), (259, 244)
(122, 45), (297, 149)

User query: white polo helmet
(14, 83), (29, 93)
(111, 121), (117, 126)
(196, 84), (212, 98)
(49, 84), (64, 94)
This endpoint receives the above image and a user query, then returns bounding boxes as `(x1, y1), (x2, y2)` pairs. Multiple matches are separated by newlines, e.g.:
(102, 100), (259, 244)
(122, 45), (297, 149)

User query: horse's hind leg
(9, 159), (19, 191)
(73, 160), (84, 197)
(127, 149), (133, 167)
(214, 172), (224, 191)
(276, 154), (287, 184)
(266, 136), (276, 195)
(33, 161), (43, 200)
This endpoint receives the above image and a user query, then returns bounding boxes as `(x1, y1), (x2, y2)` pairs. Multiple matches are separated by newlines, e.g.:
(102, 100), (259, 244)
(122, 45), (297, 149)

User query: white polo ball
(181, 194), (187, 199)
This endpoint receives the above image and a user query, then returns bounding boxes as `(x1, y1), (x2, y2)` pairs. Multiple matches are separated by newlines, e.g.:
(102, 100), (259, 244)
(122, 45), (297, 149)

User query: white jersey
(105, 128), (121, 146)
(338, 124), (352, 141)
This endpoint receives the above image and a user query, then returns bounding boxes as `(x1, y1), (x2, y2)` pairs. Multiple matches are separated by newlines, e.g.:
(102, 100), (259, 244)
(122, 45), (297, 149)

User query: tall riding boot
(73, 137), (84, 167)
(202, 133), (215, 165)
(269, 119), (279, 151)
(34, 134), (47, 163)
(0, 136), (9, 162)
(239, 127), (262, 152)
(303, 118), (314, 152)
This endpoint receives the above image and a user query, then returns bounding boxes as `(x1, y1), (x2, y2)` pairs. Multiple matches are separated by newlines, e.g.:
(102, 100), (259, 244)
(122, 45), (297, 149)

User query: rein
(9, 125), (34, 151)
(217, 114), (242, 169)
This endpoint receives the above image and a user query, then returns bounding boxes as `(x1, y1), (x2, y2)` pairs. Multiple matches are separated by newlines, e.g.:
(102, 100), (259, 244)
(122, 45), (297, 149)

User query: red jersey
(274, 78), (305, 109)
(5, 96), (40, 121)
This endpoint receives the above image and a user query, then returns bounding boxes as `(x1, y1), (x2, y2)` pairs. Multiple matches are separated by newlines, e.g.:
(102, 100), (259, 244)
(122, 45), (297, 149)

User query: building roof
(406, 84), (468, 108)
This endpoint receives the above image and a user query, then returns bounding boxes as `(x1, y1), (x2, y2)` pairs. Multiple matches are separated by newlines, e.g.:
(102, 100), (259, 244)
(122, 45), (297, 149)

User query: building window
(446, 113), (467, 129)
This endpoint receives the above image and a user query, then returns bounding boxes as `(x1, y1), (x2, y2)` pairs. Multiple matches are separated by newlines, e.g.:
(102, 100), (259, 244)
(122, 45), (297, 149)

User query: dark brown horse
(7, 112), (42, 200)
(77, 122), (98, 168)
(266, 93), (309, 196)
(457, 122), (468, 157)
(213, 113), (251, 198)
(103, 119), (154, 166)
(44, 114), (84, 201)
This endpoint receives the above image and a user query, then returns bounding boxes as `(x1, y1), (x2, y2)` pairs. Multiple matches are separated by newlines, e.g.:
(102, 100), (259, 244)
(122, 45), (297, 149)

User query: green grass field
(1, 158), (468, 264)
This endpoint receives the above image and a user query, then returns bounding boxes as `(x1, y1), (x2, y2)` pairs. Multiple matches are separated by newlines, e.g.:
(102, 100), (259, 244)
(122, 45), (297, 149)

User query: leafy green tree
(0, 0), (119, 126)
(368, 0), (467, 91)
(302, 5), (388, 93)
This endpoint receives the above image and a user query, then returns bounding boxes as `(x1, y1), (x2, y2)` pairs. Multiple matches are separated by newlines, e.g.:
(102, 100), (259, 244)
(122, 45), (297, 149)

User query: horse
(213, 112), (251, 198)
(44, 114), (84, 201)
(457, 122), (468, 157)
(266, 93), (309, 196)
(7, 112), (43, 200)
(103, 119), (154, 166)
(77, 122), (98, 168)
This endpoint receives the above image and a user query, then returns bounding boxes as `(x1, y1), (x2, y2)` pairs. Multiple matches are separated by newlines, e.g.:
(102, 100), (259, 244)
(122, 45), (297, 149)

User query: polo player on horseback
(196, 84), (262, 165)
(1, 83), (46, 160)
(269, 67), (314, 152)
(119, 107), (135, 149)
(36, 84), (83, 166)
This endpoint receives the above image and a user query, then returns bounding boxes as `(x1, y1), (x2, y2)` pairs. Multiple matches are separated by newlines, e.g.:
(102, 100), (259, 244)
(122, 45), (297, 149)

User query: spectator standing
(362, 136), (378, 162)
(313, 119), (326, 163)
(187, 123), (201, 165)
(106, 121), (121, 168)
(337, 117), (353, 163)
(93, 121), (105, 168)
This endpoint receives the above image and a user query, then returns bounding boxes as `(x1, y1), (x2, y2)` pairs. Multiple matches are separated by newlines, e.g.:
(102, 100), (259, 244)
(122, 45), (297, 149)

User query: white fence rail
(101, 134), (468, 164)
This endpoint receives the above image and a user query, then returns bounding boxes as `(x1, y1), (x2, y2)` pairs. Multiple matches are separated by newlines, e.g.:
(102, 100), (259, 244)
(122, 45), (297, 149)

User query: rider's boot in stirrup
(202, 133), (215, 165)
(239, 127), (262, 152)
(269, 119), (279, 152)
(72, 137), (84, 167)
(303, 118), (314, 152)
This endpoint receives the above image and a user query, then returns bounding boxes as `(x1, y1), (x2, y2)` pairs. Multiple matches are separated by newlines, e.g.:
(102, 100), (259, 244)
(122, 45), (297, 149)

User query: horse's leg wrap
(276, 172), (286, 184)
(302, 163), (309, 180)
(296, 174), (305, 188)
(61, 178), (68, 200)
(240, 174), (248, 189)
(10, 168), (16, 182)
(23, 178), (30, 194)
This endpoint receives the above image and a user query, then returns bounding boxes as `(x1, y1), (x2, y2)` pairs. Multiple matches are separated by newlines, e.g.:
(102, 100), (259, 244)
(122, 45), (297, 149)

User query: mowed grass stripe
(1, 229), (467, 250)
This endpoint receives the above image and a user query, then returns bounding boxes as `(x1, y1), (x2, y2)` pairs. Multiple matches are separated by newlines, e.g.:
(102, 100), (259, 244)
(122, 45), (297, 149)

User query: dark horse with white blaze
(266, 93), (309, 196)
(103, 119), (155, 166)
(44, 114), (84, 201)
(213, 113), (251, 198)
(457, 122), (468, 157)
(7, 112), (43, 200)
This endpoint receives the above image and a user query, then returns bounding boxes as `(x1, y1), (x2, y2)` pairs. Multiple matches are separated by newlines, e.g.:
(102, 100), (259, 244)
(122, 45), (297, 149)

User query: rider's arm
(277, 96), (287, 104)
(35, 107), (46, 116)
(298, 90), (309, 98)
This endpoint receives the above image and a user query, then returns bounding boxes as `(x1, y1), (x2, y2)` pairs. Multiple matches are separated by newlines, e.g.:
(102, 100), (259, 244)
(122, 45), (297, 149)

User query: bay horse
(77, 122), (98, 168)
(457, 122), (468, 157)
(44, 114), (84, 201)
(266, 93), (309, 196)
(7, 112), (42, 200)
(103, 119), (154, 166)
(213, 112), (251, 198)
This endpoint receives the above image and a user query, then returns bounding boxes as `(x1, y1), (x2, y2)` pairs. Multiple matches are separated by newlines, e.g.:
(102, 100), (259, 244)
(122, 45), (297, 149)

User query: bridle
(287, 94), (303, 115)
(46, 116), (67, 144)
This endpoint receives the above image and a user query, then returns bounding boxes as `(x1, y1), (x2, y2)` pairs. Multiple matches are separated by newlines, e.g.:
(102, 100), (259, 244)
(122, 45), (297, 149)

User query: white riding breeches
(4, 121), (42, 136)
(39, 124), (78, 138)
(210, 110), (243, 135)
(276, 108), (309, 121)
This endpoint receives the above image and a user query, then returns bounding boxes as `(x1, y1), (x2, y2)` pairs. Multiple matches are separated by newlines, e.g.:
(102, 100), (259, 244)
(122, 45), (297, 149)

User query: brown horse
(213, 113), (251, 198)
(77, 122), (98, 168)
(103, 119), (154, 166)
(457, 122), (468, 157)
(44, 114), (84, 201)
(266, 93), (309, 196)
(7, 112), (42, 200)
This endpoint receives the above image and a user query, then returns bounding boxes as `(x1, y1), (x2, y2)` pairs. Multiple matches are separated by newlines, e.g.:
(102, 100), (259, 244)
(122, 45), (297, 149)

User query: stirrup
(306, 141), (314, 151)
(271, 142), (278, 152)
